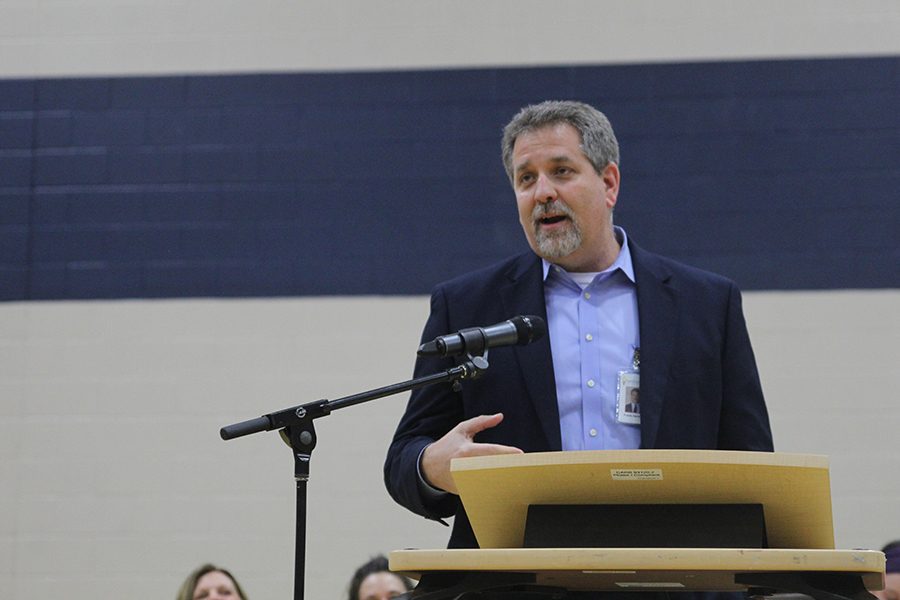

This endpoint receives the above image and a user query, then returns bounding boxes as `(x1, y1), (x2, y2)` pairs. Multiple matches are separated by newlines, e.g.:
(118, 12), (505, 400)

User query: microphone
(417, 315), (547, 357)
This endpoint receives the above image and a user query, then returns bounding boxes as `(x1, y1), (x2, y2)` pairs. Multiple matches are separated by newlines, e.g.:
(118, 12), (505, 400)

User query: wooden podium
(390, 451), (885, 599)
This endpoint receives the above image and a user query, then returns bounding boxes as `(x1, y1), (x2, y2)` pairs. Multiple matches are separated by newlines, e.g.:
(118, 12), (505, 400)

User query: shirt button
(583, 291), (591, 299)
(585, 333), (593, 341)
(587, 379), (595, 388)
(589, 428), (598, 437)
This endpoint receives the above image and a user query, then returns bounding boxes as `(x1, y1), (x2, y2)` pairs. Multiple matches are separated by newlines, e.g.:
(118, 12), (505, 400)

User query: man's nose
(534, 174), (557, 203)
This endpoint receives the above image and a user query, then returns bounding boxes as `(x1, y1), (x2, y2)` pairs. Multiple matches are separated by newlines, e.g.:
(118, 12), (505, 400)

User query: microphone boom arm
(220, 357), (487, 441)
(219, 354), (490, 600)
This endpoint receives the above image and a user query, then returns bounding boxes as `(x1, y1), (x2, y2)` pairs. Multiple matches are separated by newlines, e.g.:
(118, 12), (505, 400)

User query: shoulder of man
(431, 251), (539, 297)
(629, 239), (739, 294)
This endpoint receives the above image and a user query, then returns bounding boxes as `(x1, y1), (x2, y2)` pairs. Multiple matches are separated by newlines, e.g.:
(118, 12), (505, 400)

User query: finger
(459, 413), (504, 437)
(466, 442), (524, 456)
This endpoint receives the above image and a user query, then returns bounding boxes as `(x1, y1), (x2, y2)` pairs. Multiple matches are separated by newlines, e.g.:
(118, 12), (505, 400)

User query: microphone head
(511, 315), (547, 345)
(417, 339), (442, 357)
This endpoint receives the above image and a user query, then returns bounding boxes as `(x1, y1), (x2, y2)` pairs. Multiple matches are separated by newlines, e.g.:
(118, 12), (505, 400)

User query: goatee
(532, 201), (582, 259)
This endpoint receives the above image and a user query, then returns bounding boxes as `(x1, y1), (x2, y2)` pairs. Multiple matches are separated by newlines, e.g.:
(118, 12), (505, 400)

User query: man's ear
(602, 162), (620, 209)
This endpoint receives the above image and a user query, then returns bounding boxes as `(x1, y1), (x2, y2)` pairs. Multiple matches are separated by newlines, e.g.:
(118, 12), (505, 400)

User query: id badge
(616, 347), (640, 425)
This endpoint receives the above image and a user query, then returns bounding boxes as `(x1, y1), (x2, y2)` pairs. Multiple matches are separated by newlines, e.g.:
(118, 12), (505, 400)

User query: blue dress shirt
(418, 227), (642, 496)
(542, 226), (641, 451)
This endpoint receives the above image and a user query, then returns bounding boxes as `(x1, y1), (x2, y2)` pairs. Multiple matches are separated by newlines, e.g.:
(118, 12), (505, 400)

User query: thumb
(461, 413), (505, 438)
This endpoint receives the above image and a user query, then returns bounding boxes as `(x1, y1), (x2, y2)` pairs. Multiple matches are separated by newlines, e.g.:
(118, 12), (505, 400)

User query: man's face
(511, 123), (619, 272)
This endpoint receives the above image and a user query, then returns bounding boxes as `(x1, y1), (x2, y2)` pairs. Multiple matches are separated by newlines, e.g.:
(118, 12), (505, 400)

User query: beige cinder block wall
(2, 290), (899, 599)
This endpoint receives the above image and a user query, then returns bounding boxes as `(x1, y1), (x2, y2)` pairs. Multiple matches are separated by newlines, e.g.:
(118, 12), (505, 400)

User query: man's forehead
(512, 124), (585, 167)
(514, 153), (577, 173)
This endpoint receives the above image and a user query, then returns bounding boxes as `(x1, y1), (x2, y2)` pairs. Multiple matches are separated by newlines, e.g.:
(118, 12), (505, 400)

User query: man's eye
(518, 174), (534, 185)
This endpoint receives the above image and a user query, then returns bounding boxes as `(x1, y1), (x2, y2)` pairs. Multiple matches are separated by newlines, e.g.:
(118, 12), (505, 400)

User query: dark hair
(884, 540), (900, 573)
(347, 555), (413, 600)
(176, 564), (248, 600)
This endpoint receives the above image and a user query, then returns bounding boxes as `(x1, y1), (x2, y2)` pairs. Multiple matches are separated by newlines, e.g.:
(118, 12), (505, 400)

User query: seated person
(347, 555), (413, 600)
(176, 564), (248, 600)
(875, 540), (900, 600)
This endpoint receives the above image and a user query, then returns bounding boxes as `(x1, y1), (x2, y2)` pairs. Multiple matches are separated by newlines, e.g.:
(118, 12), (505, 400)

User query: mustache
(532, 200), (575, 221)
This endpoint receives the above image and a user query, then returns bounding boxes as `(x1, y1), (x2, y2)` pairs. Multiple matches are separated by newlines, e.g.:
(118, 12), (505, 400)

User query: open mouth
(539, 215), (568, 225)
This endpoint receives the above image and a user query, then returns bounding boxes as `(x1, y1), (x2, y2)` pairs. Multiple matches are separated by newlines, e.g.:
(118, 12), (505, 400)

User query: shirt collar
(541, 226), (636, 284)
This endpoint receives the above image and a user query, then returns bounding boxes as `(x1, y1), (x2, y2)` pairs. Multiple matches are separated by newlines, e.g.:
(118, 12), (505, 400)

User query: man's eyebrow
(514, 155), (574, 174)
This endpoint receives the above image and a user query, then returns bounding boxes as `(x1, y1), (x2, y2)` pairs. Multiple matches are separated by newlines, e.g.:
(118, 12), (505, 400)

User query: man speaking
(384, 100), (773, 552)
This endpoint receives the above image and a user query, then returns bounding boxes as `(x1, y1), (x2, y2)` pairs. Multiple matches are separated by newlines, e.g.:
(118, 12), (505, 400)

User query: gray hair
(501, 100), (620, 185)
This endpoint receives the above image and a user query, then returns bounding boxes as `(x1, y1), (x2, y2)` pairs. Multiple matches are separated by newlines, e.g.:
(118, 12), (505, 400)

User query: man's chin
(534, 240), (581, 262)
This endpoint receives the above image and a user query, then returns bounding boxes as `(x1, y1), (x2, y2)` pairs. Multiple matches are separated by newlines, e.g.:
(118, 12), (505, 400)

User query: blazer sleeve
(717, 282), (774, 451)
(383, 285), (463, 521)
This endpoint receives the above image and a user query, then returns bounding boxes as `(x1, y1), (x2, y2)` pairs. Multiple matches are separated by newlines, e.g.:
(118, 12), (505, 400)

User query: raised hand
(420, 413), (523, 494)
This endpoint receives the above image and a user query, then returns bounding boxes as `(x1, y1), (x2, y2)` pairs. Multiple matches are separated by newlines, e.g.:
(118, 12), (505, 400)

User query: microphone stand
(220, 355), (490, 600)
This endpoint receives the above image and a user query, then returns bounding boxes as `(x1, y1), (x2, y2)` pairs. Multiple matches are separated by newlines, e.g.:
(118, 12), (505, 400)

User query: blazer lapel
(498, 254), (562, 451)
(630, 242), (677, 449)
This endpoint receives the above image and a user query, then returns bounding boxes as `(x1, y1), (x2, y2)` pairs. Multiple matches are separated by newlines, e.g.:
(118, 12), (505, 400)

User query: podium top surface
(390, 548), (885, 593)
(450, 450), (834, 549)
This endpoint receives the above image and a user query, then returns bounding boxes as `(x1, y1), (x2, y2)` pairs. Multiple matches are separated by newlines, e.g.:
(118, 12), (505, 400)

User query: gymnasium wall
(1, 2), (898, 599)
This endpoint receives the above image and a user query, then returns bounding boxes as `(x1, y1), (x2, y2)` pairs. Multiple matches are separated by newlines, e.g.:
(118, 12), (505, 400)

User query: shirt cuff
(416, 443), (451, 501)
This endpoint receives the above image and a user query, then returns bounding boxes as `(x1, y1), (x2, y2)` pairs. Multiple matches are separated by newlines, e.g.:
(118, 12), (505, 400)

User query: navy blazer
(385, 239), (773, 549)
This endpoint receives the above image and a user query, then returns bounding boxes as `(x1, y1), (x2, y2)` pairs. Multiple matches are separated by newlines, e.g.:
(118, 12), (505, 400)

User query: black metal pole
(295, 478), (307, 600)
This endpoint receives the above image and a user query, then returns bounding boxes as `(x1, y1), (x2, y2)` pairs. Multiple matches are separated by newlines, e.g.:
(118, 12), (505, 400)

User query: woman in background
(347, 555), (413, 600)
(177, 563), (248, 600)
(875, 541), (899, 600)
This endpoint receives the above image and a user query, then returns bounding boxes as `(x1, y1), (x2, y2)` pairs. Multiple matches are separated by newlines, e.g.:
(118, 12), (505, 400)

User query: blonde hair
(176, 564), (248, 600)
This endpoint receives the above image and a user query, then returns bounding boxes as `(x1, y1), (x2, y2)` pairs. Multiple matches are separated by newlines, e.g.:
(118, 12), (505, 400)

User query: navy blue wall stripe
(1, 57), (898, 301)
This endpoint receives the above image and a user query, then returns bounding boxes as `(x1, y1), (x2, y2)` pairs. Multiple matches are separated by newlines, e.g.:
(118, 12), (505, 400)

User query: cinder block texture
(1, 57), (898, 301)
(1, 291), (898, 600)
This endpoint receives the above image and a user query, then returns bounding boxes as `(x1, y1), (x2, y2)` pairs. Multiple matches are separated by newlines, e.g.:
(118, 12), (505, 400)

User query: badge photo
(616, 371), (641, 425)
